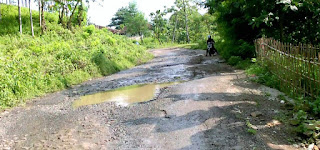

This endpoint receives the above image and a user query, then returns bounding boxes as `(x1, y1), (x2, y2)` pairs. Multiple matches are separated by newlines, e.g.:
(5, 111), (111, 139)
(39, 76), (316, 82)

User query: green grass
(136, 37), (180, 49)
(0, 27), (152, 109)
(246, 120), (257, 135)
(246, 62), (320, 142)
(0, 4), (59, 36)
(247, 128), (257, 135)
(0, 5), (153, 109)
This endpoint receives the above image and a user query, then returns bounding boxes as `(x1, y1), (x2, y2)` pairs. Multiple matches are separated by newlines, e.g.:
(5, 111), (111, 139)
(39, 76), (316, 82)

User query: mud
(73, 82), (180, 108)
(0, 48), (298, 149)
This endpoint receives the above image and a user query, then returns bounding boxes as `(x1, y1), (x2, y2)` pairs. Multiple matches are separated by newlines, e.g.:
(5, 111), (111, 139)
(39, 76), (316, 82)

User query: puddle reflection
(73, 82), (179, 108)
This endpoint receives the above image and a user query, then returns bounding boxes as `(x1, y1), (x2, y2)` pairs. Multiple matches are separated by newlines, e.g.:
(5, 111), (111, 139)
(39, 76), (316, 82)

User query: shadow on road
(125, 77), (297, 149)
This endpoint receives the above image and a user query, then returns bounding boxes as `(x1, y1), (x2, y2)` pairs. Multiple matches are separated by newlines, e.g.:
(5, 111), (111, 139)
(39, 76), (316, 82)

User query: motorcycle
(206, 41), (217, 56)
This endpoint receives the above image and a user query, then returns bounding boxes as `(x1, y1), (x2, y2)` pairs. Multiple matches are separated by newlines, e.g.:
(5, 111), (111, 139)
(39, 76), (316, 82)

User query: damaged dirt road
(0, 48), (297, 149)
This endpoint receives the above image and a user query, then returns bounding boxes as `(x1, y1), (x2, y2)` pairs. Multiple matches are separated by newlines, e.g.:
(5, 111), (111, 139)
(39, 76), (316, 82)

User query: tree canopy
(205, 0), (320, 59)
(109, 2), (138, 29)
(125, 12), (149, 42)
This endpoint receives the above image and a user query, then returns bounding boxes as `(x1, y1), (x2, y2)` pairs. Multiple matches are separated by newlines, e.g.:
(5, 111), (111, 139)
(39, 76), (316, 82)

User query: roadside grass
(0, 4), (58, 36)
(0, 4), (154, 110)
(136, 37), (197, 50)
(0, 26), (152, 109)
(246, 62), (320, 144)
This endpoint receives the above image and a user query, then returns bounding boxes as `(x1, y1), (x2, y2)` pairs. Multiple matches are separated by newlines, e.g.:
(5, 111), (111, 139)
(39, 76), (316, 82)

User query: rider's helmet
(208, 35), (211, 39)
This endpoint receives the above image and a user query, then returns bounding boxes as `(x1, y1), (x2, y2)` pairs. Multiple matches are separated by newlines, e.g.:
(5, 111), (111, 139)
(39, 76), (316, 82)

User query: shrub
(191, 39), (207, 50)
(83, 25), (95, 35)
(228, 56), (242, 66)
(246, 64), (279, 89)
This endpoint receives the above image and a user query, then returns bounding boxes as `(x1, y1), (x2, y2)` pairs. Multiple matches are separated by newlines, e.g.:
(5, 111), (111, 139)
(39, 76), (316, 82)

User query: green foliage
(125, 12), (148, 38)
(191, 40), (207, 50)
(309, 98), (320, 115)
(109, 2), (138, 29)
(246, 64), (279, 89)
(0, 25), (152, 109)
(83, 25), (95, 35)
(0, 4), (58, 35)
(235, 59), (252, 69)
(141, 37), (160, 49)
(227, 56), (242, 66)
(140, 37), (180, 49)
(150, 9), (169, 44)
(246, 63), (320, 142)
(92, 52), (120, 76)
(246, 120), (257, 135)
(206, 0), (320, 60)
(285, 97), (320, 141)
(247, 128), (257, 135)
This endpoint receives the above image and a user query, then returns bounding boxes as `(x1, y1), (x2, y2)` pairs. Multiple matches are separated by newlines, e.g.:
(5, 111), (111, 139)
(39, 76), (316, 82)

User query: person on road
(206, 35), (216, 56)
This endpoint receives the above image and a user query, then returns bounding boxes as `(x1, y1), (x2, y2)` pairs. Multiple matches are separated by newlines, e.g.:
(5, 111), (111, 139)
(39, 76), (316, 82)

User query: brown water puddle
(73, 82), (179, 108)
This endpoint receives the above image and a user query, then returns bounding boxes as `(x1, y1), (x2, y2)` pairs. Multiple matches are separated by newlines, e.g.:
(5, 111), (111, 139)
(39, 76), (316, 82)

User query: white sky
(87, 0), (207, 26)
(2, 0), (207, 26)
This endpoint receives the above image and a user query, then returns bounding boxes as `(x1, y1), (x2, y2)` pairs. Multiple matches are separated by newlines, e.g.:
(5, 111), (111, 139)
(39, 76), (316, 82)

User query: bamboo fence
(255, 38), (320, 99)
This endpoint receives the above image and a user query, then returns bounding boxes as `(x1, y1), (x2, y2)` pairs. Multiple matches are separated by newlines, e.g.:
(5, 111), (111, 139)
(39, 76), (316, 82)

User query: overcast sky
(2, 0), (207, 26)
(87, 0), (207, 26)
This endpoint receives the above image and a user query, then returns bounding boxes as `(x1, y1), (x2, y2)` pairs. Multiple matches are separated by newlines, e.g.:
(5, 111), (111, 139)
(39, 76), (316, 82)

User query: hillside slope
(0, 4), (152, 108)
(0, 4), (59, 35)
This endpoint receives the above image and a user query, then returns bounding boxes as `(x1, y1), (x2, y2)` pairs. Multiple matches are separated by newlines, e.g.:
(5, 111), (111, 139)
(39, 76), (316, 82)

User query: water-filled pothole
(73, 82), (179, 108)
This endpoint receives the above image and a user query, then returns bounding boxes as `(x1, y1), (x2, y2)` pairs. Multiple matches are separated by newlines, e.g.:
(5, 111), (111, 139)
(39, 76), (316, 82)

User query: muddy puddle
(73, 82), (180, 108)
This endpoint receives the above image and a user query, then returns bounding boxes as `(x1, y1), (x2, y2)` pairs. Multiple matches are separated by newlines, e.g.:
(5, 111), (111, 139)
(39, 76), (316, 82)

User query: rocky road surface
(0, 48), (298, 149)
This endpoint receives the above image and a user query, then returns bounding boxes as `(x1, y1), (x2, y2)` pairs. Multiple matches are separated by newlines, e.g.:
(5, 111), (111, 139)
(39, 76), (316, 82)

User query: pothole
(73, 82), (180, 108)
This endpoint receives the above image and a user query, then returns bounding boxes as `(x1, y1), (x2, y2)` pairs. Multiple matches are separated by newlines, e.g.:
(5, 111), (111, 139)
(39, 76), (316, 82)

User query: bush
(235, 59), (252, 69)
(228, 56), (242, 66)
(141, 37), (159, 49)
(246, 64), (279, 89)
(83, 25), (95, 35)
(191, 39), (207, 50)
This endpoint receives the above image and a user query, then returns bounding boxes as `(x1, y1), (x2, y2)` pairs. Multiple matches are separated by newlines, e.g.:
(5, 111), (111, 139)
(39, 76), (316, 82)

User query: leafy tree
(187, 7), (209, 42)
(167, 6), (178, 42)
(175, 0), (192, 43)
(201, 13), (215, 35)
(125, 12), (148, 43)
(109, 2), (138, 29)
(205, 0), (320, 60)
(150, 9), (168, 44)
(67, 0), (81, 29)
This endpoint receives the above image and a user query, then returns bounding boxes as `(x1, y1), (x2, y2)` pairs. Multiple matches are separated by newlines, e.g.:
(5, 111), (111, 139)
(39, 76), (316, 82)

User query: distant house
(93, 25), (126, 35)
(94, 25), (106, 29)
